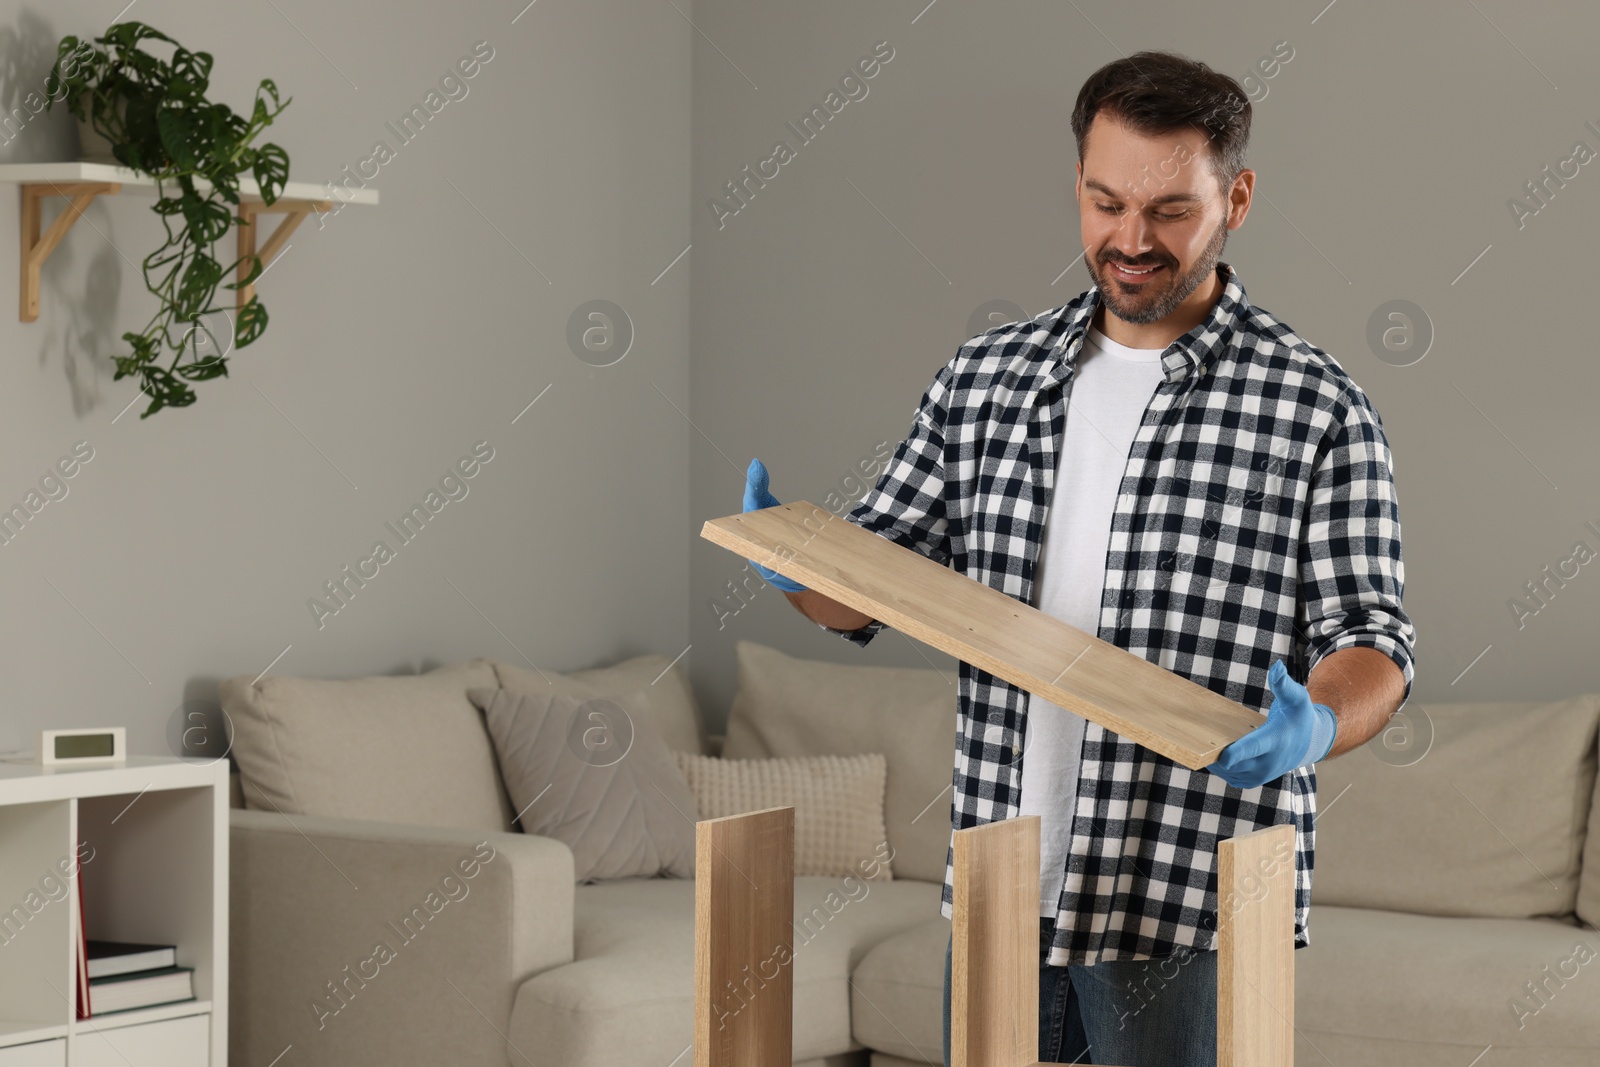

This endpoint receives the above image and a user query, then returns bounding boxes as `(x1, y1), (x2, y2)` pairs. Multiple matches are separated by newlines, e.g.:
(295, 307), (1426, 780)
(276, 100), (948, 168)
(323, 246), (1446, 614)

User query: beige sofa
(224, 640), (1600, 1067)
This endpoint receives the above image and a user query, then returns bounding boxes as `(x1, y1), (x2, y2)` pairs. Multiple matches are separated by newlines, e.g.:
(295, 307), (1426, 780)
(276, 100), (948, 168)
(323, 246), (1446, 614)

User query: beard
(1085, 214), (1229, 326)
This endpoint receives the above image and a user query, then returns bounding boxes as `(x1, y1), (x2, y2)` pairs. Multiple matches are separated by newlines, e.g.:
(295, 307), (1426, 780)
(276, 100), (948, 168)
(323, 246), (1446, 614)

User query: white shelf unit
(0, 757), (227, 1067)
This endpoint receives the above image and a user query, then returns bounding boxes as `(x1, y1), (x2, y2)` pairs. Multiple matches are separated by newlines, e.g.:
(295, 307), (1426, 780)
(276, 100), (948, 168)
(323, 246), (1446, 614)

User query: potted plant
(47, 21), (292, 418)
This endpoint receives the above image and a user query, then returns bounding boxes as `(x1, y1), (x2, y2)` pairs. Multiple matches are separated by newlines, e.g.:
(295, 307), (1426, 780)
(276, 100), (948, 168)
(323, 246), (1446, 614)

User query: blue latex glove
(1207, 660), (1337, 789)
(742, 458), (807, 594)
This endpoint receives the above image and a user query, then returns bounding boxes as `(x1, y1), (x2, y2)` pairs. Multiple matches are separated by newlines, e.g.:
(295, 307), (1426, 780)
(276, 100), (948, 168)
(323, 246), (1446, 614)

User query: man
(741, 49), (1414, 1067)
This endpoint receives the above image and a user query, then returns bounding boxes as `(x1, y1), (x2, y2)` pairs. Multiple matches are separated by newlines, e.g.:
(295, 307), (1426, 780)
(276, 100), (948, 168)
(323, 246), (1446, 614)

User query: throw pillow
(675, 751), (893, 881)
(1314, 694), (1600, 919)
(490, 654), (710, 756)
(468, 685), (698, 882)
(721, 640), (954, 883)
(222, 659), (514, 832)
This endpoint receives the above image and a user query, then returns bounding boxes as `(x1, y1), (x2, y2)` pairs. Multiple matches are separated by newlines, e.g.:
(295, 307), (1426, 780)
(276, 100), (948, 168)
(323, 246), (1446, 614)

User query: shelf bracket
(236, 199), (332, 313)
(19, 181), (121, 322)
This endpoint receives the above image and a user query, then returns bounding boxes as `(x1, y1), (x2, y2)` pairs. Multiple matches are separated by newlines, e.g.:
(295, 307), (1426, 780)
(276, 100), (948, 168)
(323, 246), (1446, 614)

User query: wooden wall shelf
(0, 162), (378, 322)
(702, 502), (1265, 769)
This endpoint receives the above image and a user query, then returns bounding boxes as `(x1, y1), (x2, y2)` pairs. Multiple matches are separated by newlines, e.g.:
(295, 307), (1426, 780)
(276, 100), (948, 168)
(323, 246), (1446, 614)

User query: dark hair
(1071, 50), (1251, 197)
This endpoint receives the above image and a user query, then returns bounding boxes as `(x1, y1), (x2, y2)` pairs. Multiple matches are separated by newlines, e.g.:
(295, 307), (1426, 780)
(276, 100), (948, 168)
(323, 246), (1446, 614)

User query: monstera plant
(48, 21), (291, 417)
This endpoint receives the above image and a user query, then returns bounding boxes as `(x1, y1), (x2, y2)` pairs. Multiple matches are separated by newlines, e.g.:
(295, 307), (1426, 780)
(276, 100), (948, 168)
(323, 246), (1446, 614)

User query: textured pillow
(1577, 708), (1600, 928)
(675, 751), (893, 881)
(469, 685), (697, 883)
(221, 659), (514, 832)
(491, 653), (709, 756)
(721, 640), (954, 882)
(1314, 694), (1600, 919)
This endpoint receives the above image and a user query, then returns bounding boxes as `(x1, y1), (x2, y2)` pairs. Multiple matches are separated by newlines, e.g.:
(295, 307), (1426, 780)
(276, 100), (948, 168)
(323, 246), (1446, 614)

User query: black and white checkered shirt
(830, 261), (1415, 965)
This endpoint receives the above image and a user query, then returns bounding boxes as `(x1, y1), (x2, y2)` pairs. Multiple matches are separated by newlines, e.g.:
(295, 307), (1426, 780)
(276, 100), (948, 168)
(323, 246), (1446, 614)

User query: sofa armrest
(230, 809), (574, 1067)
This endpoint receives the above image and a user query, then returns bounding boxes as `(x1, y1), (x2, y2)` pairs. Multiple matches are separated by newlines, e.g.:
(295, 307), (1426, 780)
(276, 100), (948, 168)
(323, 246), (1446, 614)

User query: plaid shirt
(829, 261), (1415, 966)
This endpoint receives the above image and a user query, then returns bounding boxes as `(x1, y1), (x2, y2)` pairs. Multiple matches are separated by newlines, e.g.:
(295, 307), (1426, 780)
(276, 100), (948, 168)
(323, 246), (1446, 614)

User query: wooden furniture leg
(950, 814), (1040, 1067)
(694, 806), (795, 1067)
(951, 818), (1297, 1067)
(1217, 823), (1297, 1067)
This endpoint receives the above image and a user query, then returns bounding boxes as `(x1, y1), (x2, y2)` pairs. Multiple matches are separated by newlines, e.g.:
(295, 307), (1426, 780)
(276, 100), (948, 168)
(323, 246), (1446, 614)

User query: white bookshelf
(0, 757), (227, 1067)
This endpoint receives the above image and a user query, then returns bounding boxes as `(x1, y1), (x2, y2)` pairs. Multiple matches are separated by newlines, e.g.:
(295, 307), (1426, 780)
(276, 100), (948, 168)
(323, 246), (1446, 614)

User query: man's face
(1076, 113), (1247, 327)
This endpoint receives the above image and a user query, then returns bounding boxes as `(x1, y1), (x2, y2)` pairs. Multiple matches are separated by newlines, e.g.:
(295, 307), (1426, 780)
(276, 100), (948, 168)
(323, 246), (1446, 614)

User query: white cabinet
(0, 1039), (65, 1067)
(0, 759), (226, 1066)
(75, 1014), (208, 1067)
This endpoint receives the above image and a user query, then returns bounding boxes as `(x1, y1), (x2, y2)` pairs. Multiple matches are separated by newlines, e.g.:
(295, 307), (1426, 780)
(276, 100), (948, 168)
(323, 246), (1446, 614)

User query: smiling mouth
(1107, 259), (1166, 282)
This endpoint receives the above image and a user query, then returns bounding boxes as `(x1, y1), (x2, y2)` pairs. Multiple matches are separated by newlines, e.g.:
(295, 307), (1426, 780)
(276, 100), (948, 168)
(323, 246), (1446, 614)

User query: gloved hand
(743, 457), (807, 594)
(1207, 660), (1337, 789)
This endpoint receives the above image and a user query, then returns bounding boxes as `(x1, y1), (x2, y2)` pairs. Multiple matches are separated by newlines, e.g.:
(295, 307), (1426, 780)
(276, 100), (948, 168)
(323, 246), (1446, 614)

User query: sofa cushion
(470, 686), (697, 882)
(492, 654), (710, 756)
(676, 751), (892, 879)
(852, 908), (1600, 1067)
(508, 874), (942, 1065)
(221, 659), (513, 832)
(1297, 905), (1600, 1058)
(721, 640), (955, 883)
(1313, 695), (1600, 918)
(1578, 716), (1600, 928)
(850, 917), (950, 1063)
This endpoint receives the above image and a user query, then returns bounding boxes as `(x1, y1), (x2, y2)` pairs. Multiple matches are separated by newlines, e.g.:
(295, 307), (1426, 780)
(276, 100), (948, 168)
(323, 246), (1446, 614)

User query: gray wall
(689, 1), (1600, 730)
(0, 0), (690, 754)
(2, 0), (1595, 756)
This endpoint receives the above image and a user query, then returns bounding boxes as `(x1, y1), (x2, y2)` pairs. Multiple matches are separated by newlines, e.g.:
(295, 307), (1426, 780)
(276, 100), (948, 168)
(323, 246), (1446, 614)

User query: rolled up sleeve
(826, 359), (956, 648)
(1296, 388), (1416, 704)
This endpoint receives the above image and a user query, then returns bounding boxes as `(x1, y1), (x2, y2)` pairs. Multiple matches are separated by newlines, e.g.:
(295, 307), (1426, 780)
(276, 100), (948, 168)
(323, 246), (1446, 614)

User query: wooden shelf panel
(0, 162), (378, 205)
(701, 502), (1264, 769)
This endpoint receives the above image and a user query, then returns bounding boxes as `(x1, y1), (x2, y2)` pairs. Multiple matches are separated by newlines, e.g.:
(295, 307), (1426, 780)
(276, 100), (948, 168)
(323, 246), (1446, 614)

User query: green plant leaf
(253, 143), (289, 205)
(168, 47), (213, 100)
(176, 357), (229, 381)
(224, 254), (264, 290)
(235, 296), (268, 347)
(179, 194), (232, 246)
(101, 21), (176, 51)
(45, 38), (97, 112)
(253, 78), (285, 124)
(136, 365), (197, 418)
(156, 108), (198, 171)
(173, 253), (223, 321)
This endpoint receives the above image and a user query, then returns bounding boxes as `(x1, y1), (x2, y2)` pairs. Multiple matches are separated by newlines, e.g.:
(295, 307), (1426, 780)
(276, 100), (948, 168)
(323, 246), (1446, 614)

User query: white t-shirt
(1018, 323), (1167, 917)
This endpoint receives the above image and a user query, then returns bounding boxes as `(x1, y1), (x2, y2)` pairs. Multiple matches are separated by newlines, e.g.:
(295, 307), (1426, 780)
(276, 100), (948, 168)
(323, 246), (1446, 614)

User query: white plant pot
(76, 108), (120, 164)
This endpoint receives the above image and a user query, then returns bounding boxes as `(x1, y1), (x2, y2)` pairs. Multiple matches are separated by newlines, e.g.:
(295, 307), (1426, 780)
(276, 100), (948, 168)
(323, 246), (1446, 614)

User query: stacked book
(71, 844), (196, 1018)
(78, 939), (196, 1016)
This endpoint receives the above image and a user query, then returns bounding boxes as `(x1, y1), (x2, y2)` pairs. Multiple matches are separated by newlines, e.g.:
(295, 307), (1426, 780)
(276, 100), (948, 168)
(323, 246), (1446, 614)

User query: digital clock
(38, 727), (126, 765)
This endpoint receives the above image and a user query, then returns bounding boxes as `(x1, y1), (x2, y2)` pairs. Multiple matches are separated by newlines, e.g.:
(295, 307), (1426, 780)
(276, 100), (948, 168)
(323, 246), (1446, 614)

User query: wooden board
(694, 807), (794, 1067)
(1217, 823), (1296, 1067)
(950, 815), (1040, 1067)
(701, 502), (1263, 768)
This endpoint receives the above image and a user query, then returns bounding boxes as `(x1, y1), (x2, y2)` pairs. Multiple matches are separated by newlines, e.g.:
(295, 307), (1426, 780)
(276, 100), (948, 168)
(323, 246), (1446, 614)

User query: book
(87, 965), (195, 1015)
(75, 875), (90, 1019)
(86, 940), (178, 979)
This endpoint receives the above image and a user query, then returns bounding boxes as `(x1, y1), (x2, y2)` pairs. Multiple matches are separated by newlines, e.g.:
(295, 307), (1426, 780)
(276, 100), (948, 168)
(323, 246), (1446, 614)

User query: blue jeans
(942, 917), (1217, 1066)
